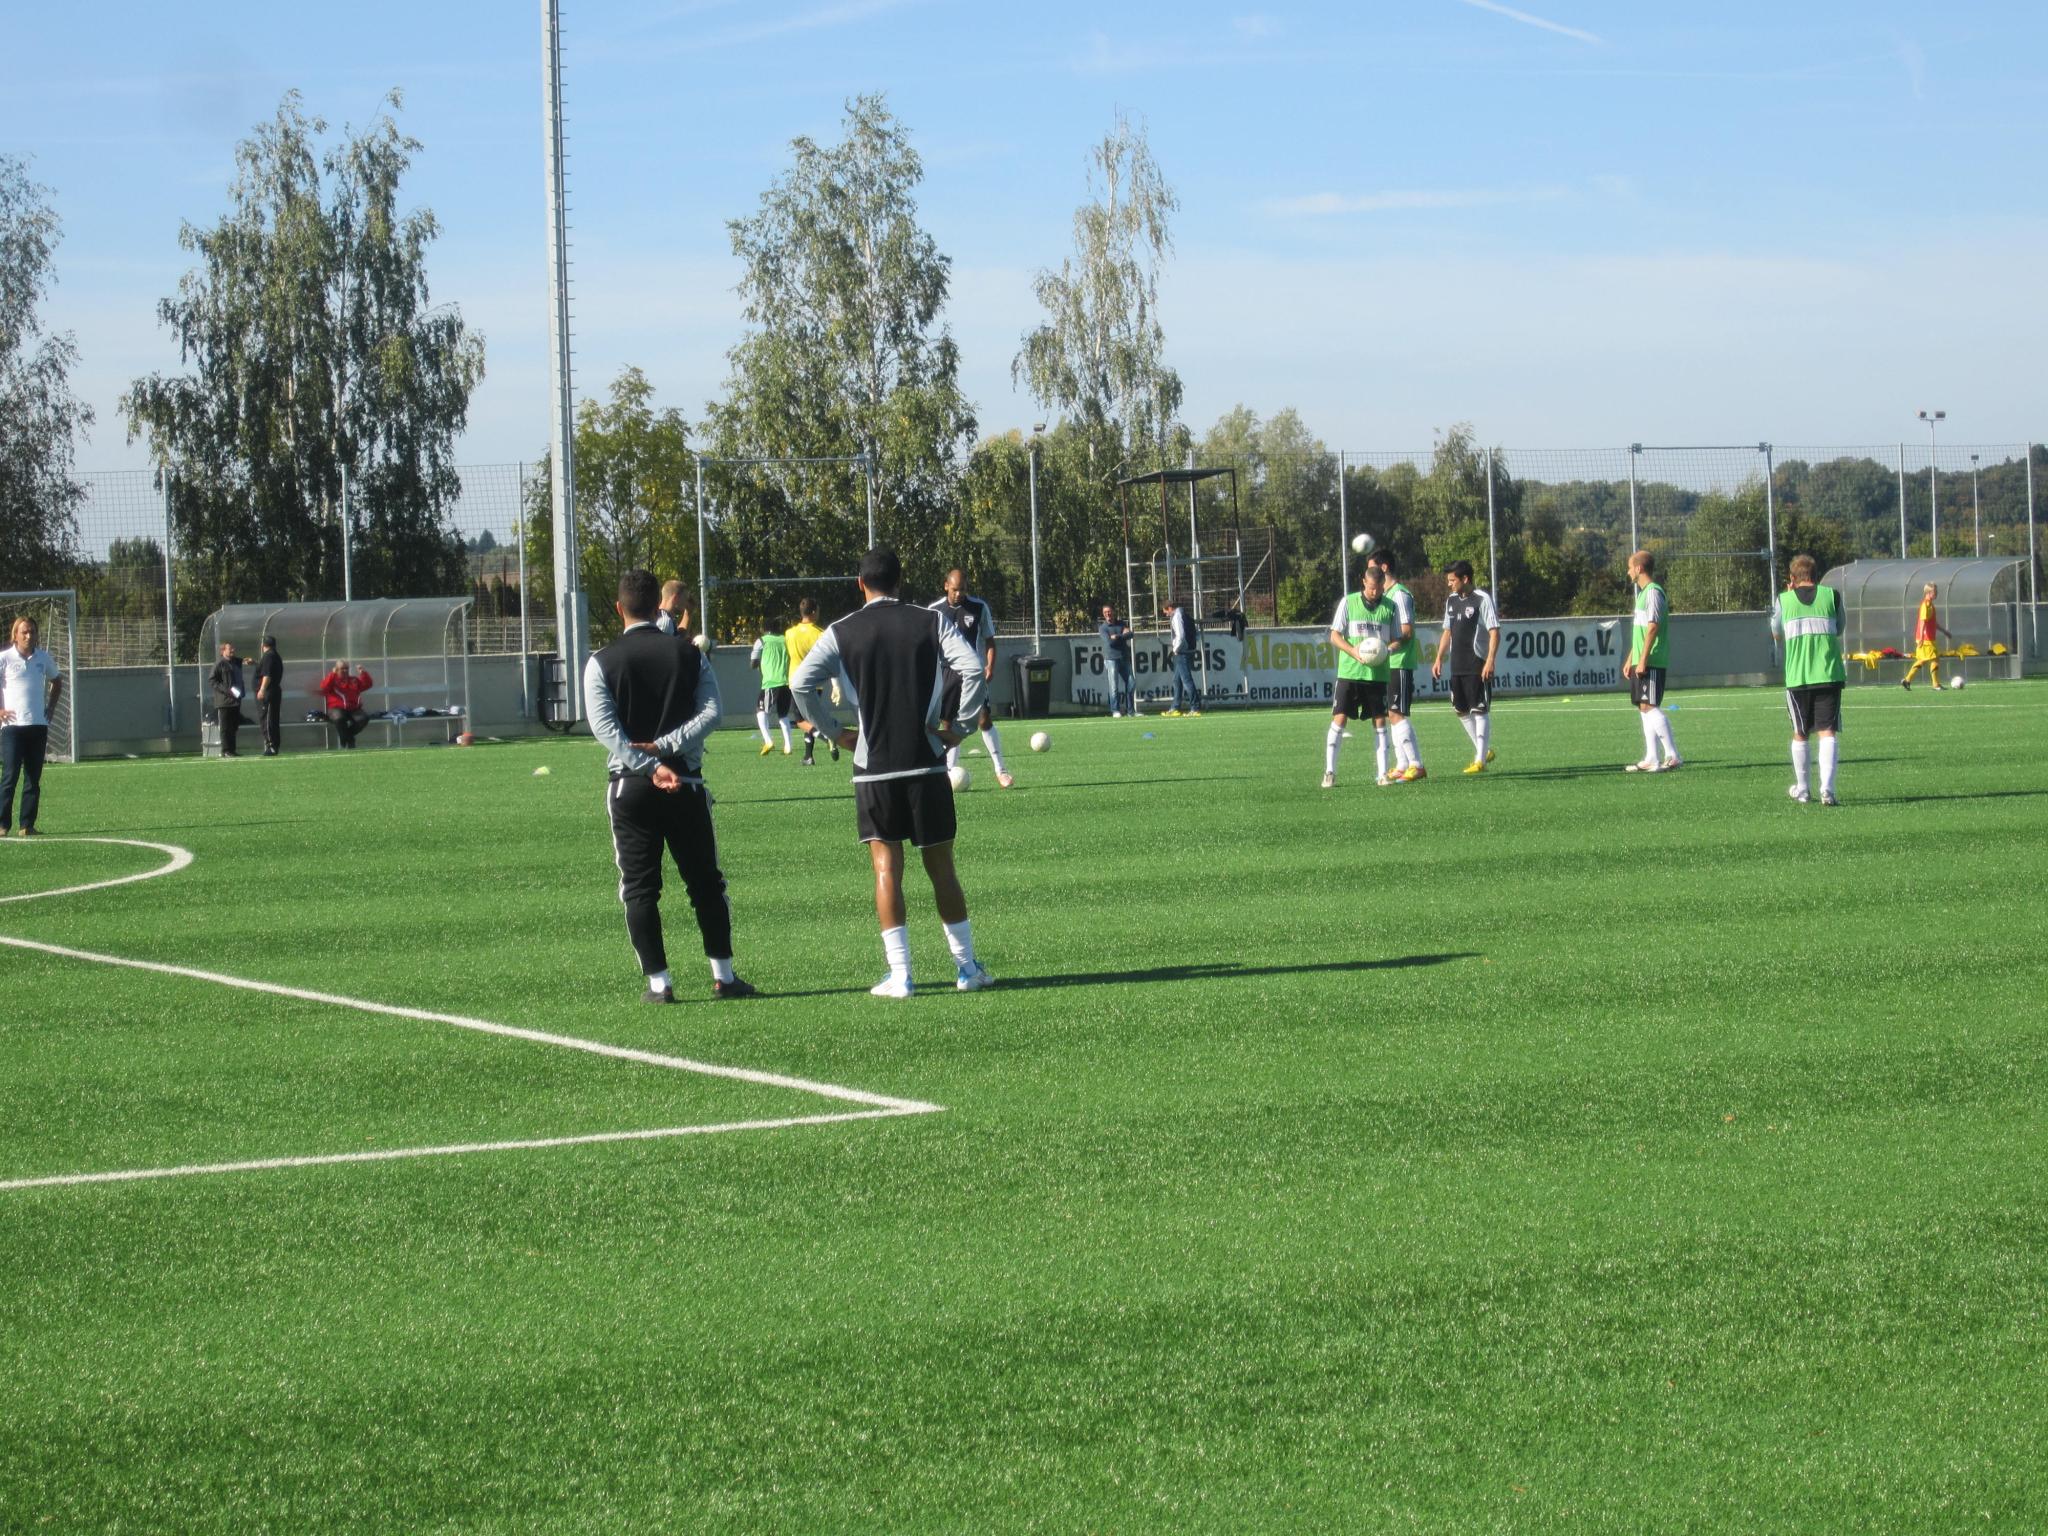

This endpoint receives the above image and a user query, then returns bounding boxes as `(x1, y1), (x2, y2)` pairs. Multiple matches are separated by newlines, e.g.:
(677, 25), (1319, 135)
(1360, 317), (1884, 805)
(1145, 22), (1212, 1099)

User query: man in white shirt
(0, 615), (65, 837)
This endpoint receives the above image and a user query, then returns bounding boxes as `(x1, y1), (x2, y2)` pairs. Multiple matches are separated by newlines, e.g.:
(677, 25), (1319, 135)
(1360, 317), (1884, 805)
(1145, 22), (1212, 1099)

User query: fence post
(1760, 442), (1778, 599)
(1336, 449), (1348, 603)
(161, 470), (177, 733)
(1627, 444), (1640, 551)
(1484, 446), (1499, 613)
(694, 457), (711, 645)
(1896, 443), (1908, 555)
(1027, 437), (1042, 653)
(516, 461), (531, 719)
(2027, 445), (2039, 652)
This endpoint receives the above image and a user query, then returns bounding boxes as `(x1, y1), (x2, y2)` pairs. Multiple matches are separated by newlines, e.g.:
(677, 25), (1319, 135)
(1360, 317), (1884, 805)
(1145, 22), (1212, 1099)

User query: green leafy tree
(709, 93), (974, 613)
(123, 90), (484, 623)
(523, 367), (698, 643)
(1015, 113), (1182, 481)
(0, 155), (92, 589)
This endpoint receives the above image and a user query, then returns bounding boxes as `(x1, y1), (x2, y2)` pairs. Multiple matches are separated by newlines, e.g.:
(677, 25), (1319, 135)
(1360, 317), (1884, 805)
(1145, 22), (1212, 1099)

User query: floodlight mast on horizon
(1029, 424), (1046, 652)
(1970, 453), (1982, 557)
(1918, 409), (1945, 559)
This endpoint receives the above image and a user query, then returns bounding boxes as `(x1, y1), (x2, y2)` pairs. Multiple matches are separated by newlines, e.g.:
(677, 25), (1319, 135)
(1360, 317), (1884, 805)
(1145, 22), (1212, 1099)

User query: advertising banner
(1070, 617), (1628, 709)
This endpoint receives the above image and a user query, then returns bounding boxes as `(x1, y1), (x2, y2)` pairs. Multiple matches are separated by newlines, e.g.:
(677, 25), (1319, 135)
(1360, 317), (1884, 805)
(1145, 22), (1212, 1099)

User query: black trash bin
(1011, 654), (1055, 719)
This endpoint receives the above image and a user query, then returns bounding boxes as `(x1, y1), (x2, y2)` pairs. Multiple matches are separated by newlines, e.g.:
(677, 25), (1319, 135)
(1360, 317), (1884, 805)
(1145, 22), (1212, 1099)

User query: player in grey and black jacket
(790, 547), (993, 998)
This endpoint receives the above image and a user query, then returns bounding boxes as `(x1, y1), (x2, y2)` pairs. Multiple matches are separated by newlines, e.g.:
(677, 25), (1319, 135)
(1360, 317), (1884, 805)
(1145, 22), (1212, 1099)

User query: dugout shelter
(1820, 558), (2027, 684)
(199, 598), (475, 752)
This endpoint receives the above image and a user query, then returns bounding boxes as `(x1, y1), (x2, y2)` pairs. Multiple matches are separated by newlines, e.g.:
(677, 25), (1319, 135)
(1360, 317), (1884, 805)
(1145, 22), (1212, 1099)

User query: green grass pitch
(2, 683), (2045, 1531)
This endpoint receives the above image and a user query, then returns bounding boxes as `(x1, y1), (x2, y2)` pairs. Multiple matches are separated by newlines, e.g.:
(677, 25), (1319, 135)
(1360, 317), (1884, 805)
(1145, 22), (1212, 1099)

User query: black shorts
(759, 685), (793, 717)
(856, 772), (958, 848)
(1785, 684), (1843, 737)
(1449, 674), (1492, 715)
(1386, 668), (1415, 717)
(939, 675), (992, 730)
(1332, 678), (1387, 720)
(1630, 667), (1667, 708)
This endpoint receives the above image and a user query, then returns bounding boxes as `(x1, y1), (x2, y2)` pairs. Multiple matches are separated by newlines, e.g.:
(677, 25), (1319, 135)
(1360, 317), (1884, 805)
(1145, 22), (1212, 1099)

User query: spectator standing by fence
(208, 641), (248, 758)
(1163, 600), (1202, 717)
(319, 661), (374, 750)
(0, 616), (64, 837)
(254, 636), (284, 756)
(1099, 605), (1134, 717)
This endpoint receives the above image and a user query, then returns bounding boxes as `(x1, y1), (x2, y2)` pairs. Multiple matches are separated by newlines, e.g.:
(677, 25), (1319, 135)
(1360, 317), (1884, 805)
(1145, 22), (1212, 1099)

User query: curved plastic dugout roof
(203, 597), (472, 660)
(1820, 557), (2025, 662)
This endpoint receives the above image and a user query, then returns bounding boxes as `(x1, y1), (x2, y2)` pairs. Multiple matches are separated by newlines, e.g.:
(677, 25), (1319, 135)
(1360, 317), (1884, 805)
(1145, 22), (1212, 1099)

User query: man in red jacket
(317, 661), (374, 749)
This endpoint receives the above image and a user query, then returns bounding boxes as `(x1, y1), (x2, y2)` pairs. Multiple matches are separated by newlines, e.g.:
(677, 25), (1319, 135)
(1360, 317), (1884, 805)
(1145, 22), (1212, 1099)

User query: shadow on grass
(720, 773), (1246, 806)
(1850, 788), (2048, 807)
(743, 952), (1479, 1002)
(1504, 756), (1904, 782)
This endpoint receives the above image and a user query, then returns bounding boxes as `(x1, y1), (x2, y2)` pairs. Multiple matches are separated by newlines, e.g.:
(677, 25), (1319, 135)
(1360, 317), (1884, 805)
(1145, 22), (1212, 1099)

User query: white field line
(0, 838), (941, 1191)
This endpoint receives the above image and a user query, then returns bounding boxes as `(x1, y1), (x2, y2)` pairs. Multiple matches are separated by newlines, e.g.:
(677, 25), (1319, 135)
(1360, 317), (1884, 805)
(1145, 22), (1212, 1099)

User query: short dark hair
(1369, 550), (1395, 576)
(618, 568), (660, 619)
(260, 635), (276, 649)
(799, 596), (818, 619)
(1443, 559), (1474, 580)
(858, 546), (902, 594)
(1631, 549), (1655, 576)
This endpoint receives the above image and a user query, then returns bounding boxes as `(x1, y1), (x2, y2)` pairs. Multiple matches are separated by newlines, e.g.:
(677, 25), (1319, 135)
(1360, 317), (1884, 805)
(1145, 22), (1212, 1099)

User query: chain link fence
(40, 441), (2043, 669)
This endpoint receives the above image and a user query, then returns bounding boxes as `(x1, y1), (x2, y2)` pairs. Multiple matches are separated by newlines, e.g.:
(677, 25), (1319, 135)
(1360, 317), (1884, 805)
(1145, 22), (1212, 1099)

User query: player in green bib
(1322, 563), (1402, 788)
(1769, 553), (1848, 804)
(1369, 551), (1427, 781)
(749, 624), (794, 756)
(1621, 549), (1681, 773)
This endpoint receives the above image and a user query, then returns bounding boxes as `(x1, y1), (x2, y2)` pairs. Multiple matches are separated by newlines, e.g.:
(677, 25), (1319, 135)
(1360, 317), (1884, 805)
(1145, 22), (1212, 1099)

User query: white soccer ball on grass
(1351, 531), (1376, 555)
(1029, 731), (1050, 753)
(947, 765), (972, 791)
(1949, 674), (1966, 690)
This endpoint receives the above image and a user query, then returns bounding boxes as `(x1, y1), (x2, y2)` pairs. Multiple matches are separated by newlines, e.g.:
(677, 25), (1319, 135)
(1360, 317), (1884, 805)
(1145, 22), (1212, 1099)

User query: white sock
(1818, 734), (1839, 795)
(1474, 714), (1491, 760)
(943, 918), (975, 968)
(946, 744), (959, 769)
(1325, 722), (1343, 775)
(646, 968), (671, 994)
(1374, 726), (1389, 780)
(709, 956), (735, 984)
(1457, 713), (1478, 749)
(756, 710), (770, 743)
(881, 924), (911, 982)
(1791, 739), (1809, 793)
(779, 718), (792, 751)
(1639, 711), (1658, 761)
(1651, 709), (1678, 763)
(1396, 718), (1422, 769)
(981, 727), (1007, 774)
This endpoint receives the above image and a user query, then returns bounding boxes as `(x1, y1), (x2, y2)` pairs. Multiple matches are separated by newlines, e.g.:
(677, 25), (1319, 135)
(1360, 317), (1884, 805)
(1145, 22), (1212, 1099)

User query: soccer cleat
(1625, 758), (1656, 773)
(640, 985), (676, 1005)
(711, 976), (759, 1000)
(869, 974), (914, 999)
(782, 745), (792, 755)
(1189, 710), (1202, 717)
(1663, 756), (1683, 771)
(1161, 709), (1182, 718)
(1900, 679), (1911, 690)
(829, 741), (840, 762)
(18, 827), (39, 837)
(1376, 774), (1393, 787)
(1320, 771), (1336, 790)
(1401, 765), (1426, 782)
(1788, 785), (1810, 804)
(0, 828), (7, 837)
(996, 772), (1015, 789)
(1820, 790), (1840, 807)
(1111, 710), (1122, 718)
(1486, 749), (1496, 764)
(1462, 760), (1486, 775)
(955, 961), (994, 992)
(758, 741), (774, 756)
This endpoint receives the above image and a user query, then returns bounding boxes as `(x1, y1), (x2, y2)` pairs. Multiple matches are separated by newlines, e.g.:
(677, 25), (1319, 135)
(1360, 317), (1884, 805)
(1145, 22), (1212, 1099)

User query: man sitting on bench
(317, 660), (375, 749)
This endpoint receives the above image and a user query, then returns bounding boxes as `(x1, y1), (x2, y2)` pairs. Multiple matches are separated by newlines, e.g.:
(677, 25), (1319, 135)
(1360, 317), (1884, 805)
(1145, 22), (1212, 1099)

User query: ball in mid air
(1029, 731), (1050, 753)
(1354, 635), (1387, 667)
(947, 765), (971, 791)
(1351, 531), (1376, 555)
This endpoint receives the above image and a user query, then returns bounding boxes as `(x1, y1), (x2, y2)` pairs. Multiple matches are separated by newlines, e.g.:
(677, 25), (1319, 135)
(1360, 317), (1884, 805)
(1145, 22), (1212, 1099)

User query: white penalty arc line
(0, 838), (941, 1191)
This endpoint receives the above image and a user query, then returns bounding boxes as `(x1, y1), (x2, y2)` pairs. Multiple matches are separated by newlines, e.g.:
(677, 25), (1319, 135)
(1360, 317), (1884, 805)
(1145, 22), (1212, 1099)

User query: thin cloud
(1267, 185), (1570, 216)
(1455, 0), (1603, 46)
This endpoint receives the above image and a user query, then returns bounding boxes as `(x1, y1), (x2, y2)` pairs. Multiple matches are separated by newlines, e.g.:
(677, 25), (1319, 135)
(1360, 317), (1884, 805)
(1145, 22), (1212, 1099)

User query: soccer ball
(947, 765), (971, 791)
(1351, 531), (1376, 555)
(1355, 635), (1387, 666)
(1029, 731), (1050, 753)
(1949, 674), (1966, 690)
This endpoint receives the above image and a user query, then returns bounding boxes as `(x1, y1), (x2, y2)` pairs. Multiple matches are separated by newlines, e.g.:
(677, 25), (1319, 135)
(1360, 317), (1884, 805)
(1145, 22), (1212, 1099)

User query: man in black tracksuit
(254, 635), (284, 756)
(790, 546), (991, 998)
(208, 641), (247, 757)
(584, 568), (755, 1004)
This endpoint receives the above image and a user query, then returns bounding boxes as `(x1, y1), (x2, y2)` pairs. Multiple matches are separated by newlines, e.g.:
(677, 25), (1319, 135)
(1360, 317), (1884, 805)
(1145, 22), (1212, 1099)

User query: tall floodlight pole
(1896, 444), (1909, 555)
(1760, 443), (1779, 598)
(862, 450), (877, 547)
(1335, 450), (1349, 600)
(1970, 453), (1982, 556)
(542, 0), (585, 718)
(1028, 426), (1045, 652)
(160, 470), (177, 732)
(694, 457), (710, 643)
(1918, 409), (1945, 559)
(1628, 443), (1641, 551)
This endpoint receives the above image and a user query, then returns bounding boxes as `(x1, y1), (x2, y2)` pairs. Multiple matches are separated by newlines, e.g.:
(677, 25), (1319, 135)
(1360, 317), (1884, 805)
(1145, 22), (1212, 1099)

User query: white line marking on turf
(0, 838), (941, 1190)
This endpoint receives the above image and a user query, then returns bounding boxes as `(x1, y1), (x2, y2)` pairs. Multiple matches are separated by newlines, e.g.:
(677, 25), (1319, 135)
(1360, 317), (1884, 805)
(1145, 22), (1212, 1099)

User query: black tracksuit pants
(606, 773), (733, 974)
(260, 694), (282, 752)
(0, 725), (49, 831)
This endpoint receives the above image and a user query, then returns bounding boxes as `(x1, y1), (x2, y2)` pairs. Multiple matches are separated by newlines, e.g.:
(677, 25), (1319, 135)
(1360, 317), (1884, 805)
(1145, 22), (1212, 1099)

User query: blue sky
(9, 0), (2047, 475)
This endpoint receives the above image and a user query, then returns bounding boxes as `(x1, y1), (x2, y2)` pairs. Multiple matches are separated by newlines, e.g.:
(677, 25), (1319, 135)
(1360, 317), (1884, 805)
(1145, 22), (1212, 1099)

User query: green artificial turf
(2, 684), (2044, 1532)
